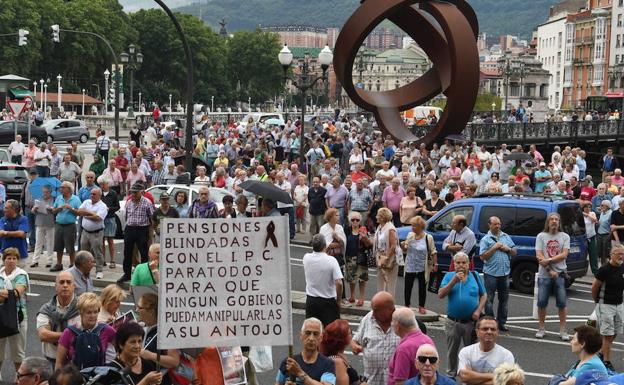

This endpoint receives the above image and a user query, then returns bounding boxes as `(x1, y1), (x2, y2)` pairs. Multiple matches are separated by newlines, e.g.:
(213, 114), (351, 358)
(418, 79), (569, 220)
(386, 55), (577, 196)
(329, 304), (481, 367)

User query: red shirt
(114, 156), (129, 180)
(350, 170), (370, 183)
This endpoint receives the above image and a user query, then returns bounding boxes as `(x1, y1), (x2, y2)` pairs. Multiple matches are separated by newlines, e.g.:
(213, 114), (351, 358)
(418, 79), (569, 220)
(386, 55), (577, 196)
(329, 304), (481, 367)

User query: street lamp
(169, 94), (172, 121)
(120, 44), (143, 118)
(56, 74), (62, 110)
(81, 89), (85, 115)
(39, 79), (43, 109)
(138, 92), (142, 112)
(248, 97), (251, 112)
(104, 69), (110, 115)
(278, 44), (333, 177)
(498, 51), (513, 114)
(43, 84), (48, 118)
(211, 95), (214, 113)
(33, 81), (37, 104)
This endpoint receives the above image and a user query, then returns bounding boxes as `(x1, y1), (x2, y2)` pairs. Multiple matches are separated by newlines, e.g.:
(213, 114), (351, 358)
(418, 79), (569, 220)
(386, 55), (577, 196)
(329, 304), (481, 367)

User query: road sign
(23, 95), (33, 109)
(7, 100), (26, 117)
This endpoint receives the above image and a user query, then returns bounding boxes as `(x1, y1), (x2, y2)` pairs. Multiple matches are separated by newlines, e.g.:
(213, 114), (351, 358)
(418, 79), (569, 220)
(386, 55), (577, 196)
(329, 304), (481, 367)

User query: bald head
(392, 307), (418, 337)
(371, 291), (394, 308)
(416, 343), (438, 357)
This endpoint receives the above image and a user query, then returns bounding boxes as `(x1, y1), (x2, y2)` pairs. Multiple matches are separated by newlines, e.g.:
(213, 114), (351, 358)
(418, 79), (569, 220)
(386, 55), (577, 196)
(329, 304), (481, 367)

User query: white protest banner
(158, 216), (292, 349)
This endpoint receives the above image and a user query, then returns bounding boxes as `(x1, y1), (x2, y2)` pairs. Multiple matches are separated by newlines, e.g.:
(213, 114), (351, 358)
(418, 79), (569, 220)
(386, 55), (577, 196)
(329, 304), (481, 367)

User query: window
(428, 206), (474, 233)
(478, 207), (515, 234)
(515, 209), (548, 236)
(558, 204), (585, 236)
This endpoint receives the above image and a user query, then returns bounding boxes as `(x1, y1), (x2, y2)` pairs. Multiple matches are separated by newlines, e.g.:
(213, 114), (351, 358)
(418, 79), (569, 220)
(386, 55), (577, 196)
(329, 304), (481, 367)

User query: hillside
(164, 0), (560, 40)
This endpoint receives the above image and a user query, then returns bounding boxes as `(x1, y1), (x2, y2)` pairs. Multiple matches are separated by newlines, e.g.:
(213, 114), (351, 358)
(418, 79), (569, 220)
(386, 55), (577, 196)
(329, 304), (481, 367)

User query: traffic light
(18, 29), (28, 46)
(109, 87), (115, 103)
(51, 25), (60, 43)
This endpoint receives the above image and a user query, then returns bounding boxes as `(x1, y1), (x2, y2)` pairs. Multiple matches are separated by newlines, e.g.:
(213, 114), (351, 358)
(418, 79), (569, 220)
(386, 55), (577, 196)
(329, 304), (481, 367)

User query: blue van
(397, 194), (589, 294)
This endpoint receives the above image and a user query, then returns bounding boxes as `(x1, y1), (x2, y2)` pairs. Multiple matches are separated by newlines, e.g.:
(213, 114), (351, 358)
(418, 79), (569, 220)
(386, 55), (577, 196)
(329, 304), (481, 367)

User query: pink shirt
(388, 330), (435, 385)
(612, 175), (624, 187)
(446, 167), (461, 179)
(58, 323), (116, 365)
(382, 186), (406, 212)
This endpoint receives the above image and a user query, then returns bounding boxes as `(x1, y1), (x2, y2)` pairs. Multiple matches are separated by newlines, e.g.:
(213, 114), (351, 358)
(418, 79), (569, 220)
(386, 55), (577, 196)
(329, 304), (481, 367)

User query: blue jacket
(405, 372), (455, 385)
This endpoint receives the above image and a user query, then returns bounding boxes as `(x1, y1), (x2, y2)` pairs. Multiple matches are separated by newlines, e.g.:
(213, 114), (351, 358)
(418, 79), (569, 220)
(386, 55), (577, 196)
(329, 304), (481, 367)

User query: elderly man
(50, 182), (81, 272)
(275, 318), (336, 385)
(57, 153), (81, 186)
(535, 213), (570, 340)
(36, 271), (80, 367)
(8, 134), (25, 164)
(118, 182), (154, 283)
(31, 186), (55, 268)
(131, 243), (161, 286)
(347, 178), (373, 226)
(66, 251), (95, 296)
(16, 357), (53, 385)
(387, 308), (434, 385)
(325, 176), (349, 225)
(77, 171), (98, 202)
(438, 252), (486, 377)
(188, 185), (219, 219)
(383, 177), (406, 227)
(479, 216), (517, 332)
(404, 344), (455, 385)
(351, 291), (401, 385)
(457, 316), (514, 385)
(76, 188), (108, 279)
(442, 215), (477, 262)
(592, 245), (624, 372)
(0, 199), (29, 265)
(303, 234), (343, 327)
(308, 177), (328, 236)
(98, 177), (120, 268)
(275, 172), (296, 239)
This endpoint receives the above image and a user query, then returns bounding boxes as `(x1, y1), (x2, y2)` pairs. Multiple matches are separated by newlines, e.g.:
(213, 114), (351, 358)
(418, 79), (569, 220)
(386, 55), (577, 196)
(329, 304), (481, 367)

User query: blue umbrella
(29, 177), (61, 200)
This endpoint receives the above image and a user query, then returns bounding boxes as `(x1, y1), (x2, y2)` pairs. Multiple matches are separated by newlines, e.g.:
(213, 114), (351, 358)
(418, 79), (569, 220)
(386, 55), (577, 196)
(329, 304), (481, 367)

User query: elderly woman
(582, 202), (599, 275)
(345, 211), (373, 307)
(558, 325), (607, 385)
(0, 247), (29, 371)
(422, 188), (445, 220)
(136, 293), (180, 384)
(597, 200), (613, 266)
(101, 160), (123, 195)
(293, 175), (309, 233)
(373, 207), (400, 297)
(493, 363), (525, 385)
(162, 163), (178, 184)
(109, 321), (163, 385)
(405, 344), (455, 385)
(320, 319), (364, 385)
(402, 216), (437, 314)
(194, 165), (210, 185)
(320, 208), (348, 301)
(98, 284), (127, 324)
(399, 186), (423, 226)
(89, 153), (106, 180)
(55, 292), (116, 370)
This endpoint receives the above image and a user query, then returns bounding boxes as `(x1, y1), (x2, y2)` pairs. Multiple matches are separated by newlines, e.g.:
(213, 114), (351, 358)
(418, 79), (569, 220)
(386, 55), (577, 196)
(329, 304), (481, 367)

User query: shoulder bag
(0, 289), (20, 338)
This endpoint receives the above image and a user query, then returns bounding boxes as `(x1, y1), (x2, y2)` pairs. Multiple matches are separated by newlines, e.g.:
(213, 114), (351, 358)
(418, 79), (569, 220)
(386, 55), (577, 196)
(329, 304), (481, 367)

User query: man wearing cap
(534, 162), (552, 193)
(76, 188), (108, 279)
(50, 181), (82, 272)
(151, 192), (179, 243)
(119, 182), (154, 283)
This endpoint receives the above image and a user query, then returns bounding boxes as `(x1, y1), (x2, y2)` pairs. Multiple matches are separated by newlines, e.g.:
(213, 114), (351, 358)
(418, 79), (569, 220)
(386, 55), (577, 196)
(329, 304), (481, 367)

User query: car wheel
(79, 134), (88, 143)
(47, 135), (53, 143)
(511, 261), (538, 294)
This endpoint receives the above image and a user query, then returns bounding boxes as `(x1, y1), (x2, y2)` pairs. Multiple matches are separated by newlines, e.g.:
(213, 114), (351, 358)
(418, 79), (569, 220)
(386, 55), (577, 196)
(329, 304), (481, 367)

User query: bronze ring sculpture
(333, 0), (480, 145)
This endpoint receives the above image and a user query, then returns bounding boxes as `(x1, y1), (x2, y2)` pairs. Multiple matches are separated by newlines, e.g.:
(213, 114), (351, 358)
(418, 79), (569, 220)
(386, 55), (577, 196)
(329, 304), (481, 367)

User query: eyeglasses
(16, 372), (36, 380)
(417, 356), (438, 364)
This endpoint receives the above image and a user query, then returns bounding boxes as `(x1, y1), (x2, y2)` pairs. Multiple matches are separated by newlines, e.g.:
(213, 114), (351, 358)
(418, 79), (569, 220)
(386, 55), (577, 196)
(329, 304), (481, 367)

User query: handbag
(0, 289), (20, 338)
(326, 242), (345, 266)
(295, 206), (304, 219)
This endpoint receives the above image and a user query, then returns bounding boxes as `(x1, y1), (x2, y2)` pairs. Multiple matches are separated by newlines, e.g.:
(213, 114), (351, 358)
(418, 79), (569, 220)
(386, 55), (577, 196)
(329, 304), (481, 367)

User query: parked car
(0, 121), (47, 144)
(114, 184), (236, 238)
(238, 113), (285, 129)
(397, 194), (589, 294)
(42, 119), (90, 143)
(0, 149), (10, 163)
(0, 163), (29, 201)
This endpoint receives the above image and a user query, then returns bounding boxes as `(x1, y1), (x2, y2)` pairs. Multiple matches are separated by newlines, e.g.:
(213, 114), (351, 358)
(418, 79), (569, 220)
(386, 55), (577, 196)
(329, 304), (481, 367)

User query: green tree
(226, 29), (284, 105)
(0, 0), (44, 75)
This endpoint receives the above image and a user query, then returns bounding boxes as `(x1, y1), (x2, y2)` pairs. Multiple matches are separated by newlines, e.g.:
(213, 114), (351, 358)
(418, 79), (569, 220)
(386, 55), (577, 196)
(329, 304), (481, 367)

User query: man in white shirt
(458, 317), (515, 385)
(76, 188), (108, 279)
(8, 135), (25, 164)
(461, 161), (476, 185)
(303, 234), (343, 327)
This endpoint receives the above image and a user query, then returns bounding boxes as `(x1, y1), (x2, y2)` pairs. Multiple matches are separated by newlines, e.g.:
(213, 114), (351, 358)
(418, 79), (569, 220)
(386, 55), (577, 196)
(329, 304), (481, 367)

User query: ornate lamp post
(56, 74), (62, 109)
(104, 69), (110, 115)
(120, 44), (143, 118)
(278, 44), (333, 177)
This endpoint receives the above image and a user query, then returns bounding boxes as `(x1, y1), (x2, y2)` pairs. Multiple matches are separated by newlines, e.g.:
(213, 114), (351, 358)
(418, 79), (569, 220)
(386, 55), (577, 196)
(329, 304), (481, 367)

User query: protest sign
(158, 216), (292, 349)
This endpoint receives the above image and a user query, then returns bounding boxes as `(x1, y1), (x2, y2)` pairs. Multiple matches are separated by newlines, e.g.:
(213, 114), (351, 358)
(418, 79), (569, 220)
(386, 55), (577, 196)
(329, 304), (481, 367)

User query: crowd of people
(0, 107), (622, 385)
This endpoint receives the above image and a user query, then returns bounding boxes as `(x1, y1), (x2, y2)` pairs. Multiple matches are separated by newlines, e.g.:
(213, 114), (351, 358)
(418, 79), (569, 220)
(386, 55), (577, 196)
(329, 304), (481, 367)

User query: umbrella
(29, 177), (61, 200)
(265, 118), (285, 126)
(238, 180), (293, 204)
(445, 134), (467, 142)
(504, 152), (531, 161)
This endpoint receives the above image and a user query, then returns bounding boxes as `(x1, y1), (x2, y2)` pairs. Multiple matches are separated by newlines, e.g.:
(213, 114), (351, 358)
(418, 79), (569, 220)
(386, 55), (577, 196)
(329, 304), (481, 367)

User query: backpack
(69, 324), (106, 369)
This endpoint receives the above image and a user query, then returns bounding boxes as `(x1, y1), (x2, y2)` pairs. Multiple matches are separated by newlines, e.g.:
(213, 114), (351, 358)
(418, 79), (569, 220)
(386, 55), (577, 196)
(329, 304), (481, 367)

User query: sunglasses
(417, 356), (438, 364)
(351, 219), (361, 222)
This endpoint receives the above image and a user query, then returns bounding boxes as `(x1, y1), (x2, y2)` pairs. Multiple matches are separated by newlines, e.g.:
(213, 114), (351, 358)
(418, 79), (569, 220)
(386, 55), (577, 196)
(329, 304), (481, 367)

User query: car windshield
(558, 204), (585, 236)
(0, 167), (28, 180)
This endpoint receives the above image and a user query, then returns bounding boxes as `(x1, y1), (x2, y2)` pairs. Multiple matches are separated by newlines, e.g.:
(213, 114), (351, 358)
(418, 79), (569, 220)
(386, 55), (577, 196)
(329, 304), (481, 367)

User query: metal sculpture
(333, 0), (480, 145)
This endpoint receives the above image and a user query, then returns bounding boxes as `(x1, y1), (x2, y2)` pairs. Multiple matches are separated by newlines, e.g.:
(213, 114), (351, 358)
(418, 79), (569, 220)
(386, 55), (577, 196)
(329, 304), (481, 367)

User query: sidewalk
(24, 246), (439, 322)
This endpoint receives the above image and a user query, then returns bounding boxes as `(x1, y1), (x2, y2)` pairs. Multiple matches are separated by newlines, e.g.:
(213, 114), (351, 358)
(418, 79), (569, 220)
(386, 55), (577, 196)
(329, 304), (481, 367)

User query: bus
(585, 93), (624, 113)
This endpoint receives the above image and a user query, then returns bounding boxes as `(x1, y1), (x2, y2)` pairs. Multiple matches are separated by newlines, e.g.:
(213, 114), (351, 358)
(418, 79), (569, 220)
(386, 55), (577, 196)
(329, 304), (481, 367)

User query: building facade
(261, 25), (329, 49)
(537, 16), (567, 110)
(561, 0), (613, 109)
(609, 0), (624, 90)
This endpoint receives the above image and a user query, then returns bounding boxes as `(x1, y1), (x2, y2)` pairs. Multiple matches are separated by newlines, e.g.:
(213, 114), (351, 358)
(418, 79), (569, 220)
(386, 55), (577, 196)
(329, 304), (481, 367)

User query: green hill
(169, 0), (560, 40)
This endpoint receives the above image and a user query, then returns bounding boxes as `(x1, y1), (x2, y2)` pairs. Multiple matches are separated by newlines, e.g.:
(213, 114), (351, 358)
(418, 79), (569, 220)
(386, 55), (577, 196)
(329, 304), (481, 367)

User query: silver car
(43, 119), (90, 143)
